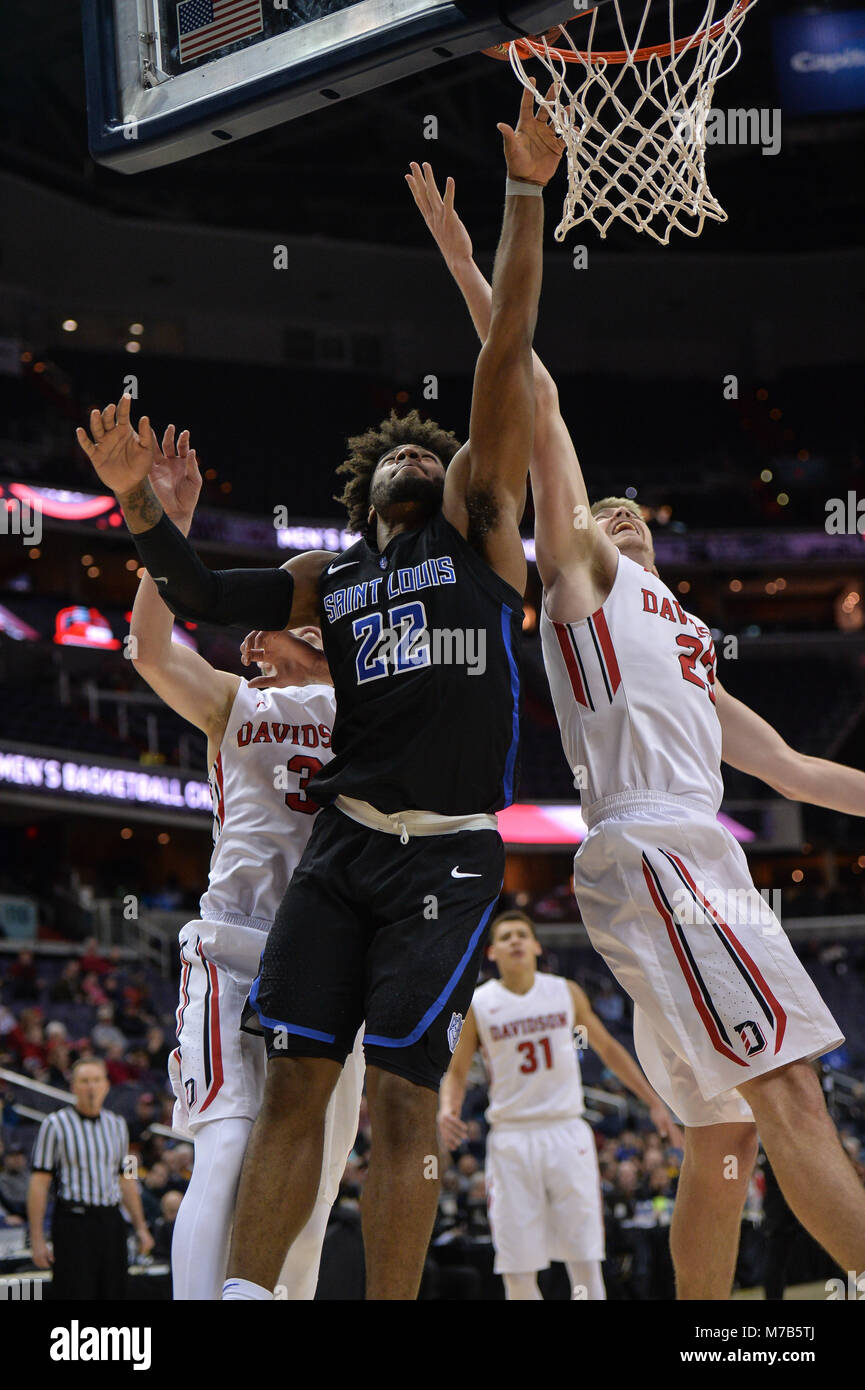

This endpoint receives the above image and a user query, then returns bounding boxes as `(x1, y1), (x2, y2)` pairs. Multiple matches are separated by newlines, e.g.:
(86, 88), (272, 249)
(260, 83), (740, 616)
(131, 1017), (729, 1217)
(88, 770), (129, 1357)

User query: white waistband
(188, 911), (272, 934)
(490, 1112), (586, 1132)
(581, 790), (717, 831)
(335, 795), (498, 844)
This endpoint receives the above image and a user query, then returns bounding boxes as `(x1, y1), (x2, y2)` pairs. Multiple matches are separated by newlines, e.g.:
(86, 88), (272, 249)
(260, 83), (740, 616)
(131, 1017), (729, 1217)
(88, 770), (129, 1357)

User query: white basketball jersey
(540, 552), (723, 814)
(472, 974), (584, 1126)
(198, 680), (336, 928)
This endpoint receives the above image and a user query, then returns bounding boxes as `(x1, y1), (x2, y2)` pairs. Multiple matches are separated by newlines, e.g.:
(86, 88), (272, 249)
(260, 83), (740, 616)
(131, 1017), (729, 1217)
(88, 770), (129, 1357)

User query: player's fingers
(139, 415), (153, 451)
(519, 79), (537, 123)
(102, 402), (116, 431)
(421, 162), (443, 209)
(117, 392), (132, 424)
(443, 176), (456, 214)
(162, 423), (176, 456)
(240, 630), (266, 664)
(405, 164), (430, 217)
(90, 408), (105, 441)
(75, 427), (95, 460)
(176, 428), (190, 458)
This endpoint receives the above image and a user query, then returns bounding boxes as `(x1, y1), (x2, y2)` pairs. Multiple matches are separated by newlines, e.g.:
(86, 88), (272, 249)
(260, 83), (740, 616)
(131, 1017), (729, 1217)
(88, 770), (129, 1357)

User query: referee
(27, 1057), (153, 1300)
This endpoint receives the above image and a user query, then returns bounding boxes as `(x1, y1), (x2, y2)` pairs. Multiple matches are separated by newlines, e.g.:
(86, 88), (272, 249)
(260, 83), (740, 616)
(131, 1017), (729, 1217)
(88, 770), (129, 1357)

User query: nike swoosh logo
(153, 576), (168, 585)
(451, 867), (482, 878)
(328, 560), (358, 574)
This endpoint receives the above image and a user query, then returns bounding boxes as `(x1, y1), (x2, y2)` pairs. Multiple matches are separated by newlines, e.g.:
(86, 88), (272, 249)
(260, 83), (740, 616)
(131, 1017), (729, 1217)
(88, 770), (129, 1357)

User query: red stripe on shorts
(642, 859), (746, 1067)
(665, 852), (787, 1053)
(198, 950), (225, 1114)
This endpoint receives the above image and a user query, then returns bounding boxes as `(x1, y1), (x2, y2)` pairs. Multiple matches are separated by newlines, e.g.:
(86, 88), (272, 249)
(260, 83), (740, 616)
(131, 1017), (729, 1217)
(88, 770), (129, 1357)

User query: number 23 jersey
(198, 679), (336, 930)
(472, 974), (585, 1127)
(540, 552), (724, 814)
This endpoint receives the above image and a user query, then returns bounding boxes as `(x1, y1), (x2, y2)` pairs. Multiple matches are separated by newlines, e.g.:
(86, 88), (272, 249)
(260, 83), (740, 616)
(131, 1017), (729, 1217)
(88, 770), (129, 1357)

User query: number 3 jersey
(472, 974), (585, 1127)
(198, 679), (336, 930)
(540, 552), (724, 815)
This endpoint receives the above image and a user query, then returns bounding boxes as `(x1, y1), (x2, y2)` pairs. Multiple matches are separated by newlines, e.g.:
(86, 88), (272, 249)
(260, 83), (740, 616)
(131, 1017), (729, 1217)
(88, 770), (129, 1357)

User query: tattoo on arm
(117, 479), (164, 535)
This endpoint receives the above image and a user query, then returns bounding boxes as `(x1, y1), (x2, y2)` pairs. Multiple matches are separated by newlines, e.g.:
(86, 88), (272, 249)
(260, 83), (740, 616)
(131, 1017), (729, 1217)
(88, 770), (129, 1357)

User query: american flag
(177, 0), (264, 65)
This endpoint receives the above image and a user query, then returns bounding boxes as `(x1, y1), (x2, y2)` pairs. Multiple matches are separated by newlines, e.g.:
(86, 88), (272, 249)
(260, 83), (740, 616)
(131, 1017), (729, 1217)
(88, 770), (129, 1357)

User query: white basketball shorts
(168, 919), (364, 1203)
(486, 1115), (604, 1273)
(573, 793), (843, 1127)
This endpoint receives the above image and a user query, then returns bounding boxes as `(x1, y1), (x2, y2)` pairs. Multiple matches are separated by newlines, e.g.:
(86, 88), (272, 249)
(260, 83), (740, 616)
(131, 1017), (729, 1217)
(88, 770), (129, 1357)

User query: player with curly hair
(76, 87), (565, 1301)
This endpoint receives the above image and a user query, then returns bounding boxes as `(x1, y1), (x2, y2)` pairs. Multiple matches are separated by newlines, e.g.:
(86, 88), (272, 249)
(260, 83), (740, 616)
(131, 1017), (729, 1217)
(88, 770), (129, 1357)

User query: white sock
(503, 1271), (542, 1300)
(565, 1259), (606, 1300)
(171, 1116), (251, 1300)
(222, 1277), (274, 1301)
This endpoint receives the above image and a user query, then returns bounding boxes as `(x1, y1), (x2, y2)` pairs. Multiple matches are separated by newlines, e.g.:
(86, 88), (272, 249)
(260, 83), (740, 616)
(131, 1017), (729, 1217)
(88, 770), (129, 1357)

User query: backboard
(83, 0), (607, 172)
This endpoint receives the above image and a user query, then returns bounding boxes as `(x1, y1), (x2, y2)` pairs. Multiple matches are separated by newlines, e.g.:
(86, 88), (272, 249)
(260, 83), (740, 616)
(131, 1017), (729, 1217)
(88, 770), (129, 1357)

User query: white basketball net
(508, 0), (756, 244)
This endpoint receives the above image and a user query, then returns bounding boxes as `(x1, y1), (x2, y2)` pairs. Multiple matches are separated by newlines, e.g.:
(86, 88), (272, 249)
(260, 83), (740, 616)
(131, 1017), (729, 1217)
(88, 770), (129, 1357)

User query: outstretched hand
(75, 394), (155, 497)
(497, 82), (565, 187)
(149, 425), (202, 535)
(405, 163), (472, 270)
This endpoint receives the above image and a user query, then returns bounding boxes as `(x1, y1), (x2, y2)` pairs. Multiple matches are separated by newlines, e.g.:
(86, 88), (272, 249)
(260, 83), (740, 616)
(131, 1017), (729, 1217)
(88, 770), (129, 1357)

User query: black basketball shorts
(241, 804), (504, 1090)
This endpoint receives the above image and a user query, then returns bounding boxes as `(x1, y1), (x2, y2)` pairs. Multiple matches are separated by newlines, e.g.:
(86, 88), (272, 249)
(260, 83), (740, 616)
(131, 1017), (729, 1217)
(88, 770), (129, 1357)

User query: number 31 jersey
(540, 552), (724, 815)
(472, 974), (585, 1127)
(198, 679), (336, 929)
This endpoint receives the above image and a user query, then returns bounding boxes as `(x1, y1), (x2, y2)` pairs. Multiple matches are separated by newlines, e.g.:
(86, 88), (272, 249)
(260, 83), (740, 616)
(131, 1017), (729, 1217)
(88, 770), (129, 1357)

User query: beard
(370, 469), (445, 520)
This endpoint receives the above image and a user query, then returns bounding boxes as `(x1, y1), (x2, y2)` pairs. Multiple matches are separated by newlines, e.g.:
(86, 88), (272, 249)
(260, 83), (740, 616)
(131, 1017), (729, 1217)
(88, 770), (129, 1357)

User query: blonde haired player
(409, 163), (865, 1298)
(439, 909), (681, 1301)
(121, 421), (363, 1299)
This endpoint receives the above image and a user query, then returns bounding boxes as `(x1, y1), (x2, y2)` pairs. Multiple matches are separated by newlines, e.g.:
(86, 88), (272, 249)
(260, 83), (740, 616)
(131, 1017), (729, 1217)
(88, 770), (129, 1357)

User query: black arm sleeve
(131, 511), (295, 629)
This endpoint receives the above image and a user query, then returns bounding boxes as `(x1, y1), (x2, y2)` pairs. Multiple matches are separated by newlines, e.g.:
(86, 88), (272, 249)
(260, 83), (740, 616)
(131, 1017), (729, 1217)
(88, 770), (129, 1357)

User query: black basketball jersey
(309, 509), (523, 816)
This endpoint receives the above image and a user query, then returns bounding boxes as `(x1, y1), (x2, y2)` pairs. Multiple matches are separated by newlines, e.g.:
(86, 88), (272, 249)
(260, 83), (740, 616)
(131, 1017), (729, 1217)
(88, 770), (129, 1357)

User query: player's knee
(262, 1056), (337, 1119)
(724, 1125), (759, 1177)
(683, 1122), (757, 1187)
(368, 1069), (436, 1149)
(740, 1059), (825, 1128)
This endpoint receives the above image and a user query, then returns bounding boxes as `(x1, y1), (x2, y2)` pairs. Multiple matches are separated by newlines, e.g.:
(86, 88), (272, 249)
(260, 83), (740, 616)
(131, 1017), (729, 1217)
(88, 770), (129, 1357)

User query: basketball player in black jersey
(77, 89), (564, 1300)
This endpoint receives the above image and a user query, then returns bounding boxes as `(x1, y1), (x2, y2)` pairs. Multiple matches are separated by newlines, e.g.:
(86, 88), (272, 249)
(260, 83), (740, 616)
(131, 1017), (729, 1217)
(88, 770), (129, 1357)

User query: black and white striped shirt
(31, 1107), (129, 1207)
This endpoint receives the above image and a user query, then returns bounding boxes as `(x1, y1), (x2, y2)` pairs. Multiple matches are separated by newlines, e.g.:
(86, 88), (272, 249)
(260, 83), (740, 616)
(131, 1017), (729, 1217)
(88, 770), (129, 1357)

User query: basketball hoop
(484, 1), (757, 245)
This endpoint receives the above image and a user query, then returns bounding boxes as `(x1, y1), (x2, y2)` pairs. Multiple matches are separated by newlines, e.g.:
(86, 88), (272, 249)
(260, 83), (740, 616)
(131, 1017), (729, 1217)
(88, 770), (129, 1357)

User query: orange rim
(483, 0), (753, 66)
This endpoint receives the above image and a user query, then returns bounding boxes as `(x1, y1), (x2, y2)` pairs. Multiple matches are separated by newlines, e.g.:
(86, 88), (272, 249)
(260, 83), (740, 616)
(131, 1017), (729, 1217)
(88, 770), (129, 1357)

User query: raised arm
(717, 678), (865, 813)
(76, 396), (327, 630)
(440, 87), (564, 593)
(408, 162), (614, 614)
(129, 426), (240, 756)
